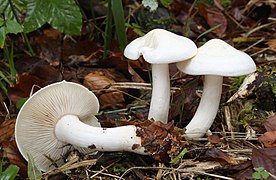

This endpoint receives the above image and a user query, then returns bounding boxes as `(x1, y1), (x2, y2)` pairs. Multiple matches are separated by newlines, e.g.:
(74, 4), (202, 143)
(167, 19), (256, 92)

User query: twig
(245, 21), (276, 37)
(111, 82), (181, 93)
(119, 166), (234, 180)
(242, 38), (265, 52)
(89, 163), (115, 179)
(44, 159), (97, 177)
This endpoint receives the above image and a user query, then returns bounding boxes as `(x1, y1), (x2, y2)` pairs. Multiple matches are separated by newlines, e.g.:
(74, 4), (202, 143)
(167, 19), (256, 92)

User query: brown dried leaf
(32, 28), (63, 65)
(258, 131), (276, 148)
(2, 140), (28, 177)
(128, 63), (145, 83)
(84, 71), (113, 90)
(7, 74), (47, 104)
(207, 134), (221, 144)
(136, 121), (184, 162)
(201, 147), (237, 165)
(198, 5), (227, 38)
(266, 39), (276, 50)
(84, 71), (125, 108)
(15, 57), (62, 84)
(0, 118), (15, 143)
(62, 39), (101, 65)
(252, 147), (276, 179)
(263, 115), (276, 131)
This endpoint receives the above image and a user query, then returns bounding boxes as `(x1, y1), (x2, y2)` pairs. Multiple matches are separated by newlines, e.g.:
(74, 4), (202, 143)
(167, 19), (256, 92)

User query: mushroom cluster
(15, 29), (257, 172)
(124, 30), (256, 139)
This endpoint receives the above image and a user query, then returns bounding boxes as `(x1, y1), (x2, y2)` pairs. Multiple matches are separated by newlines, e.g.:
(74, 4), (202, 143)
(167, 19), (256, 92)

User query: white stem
(148, 64), (170, 123)
(185, 75), (223, 139)
(55, 115), (147, 154)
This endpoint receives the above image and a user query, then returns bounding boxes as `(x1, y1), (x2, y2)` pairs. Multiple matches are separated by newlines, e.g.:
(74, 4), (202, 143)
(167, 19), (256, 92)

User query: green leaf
(23, 0), (49, 33)
(111, 0), (127, 51)
(5, 19), (23, 34)
(170, 148), (188, 165)
(0, 81), (7, 96)
(27, 153), (42, 180)
(0, 0), (16, 20)
(0, 27), (6, 48)
(0, 160), (2, 175)
(16, 97), (28, 109)
(252, 171), (261, 179)
(0, 0), (27, 21)
(103, 0), (113, 59)
(0, 165), (19, 180)
(142, 0), (158, 12)
(160, 0), (173, 8)
(0, 18), (4, 26)
(0, 71), (10, 84)
(24, 0), (82, 35)
(125, 23), (145, 36)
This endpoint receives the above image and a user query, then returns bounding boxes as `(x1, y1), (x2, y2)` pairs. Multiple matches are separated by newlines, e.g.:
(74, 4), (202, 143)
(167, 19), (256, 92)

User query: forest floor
(0, 0), (276, 179)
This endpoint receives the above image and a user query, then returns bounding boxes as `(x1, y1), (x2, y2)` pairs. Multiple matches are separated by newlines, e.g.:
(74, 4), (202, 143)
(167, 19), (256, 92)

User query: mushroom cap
(176, 39), (256, 76)
(15, 81), (100, 171)
(124, 29), (197, 64)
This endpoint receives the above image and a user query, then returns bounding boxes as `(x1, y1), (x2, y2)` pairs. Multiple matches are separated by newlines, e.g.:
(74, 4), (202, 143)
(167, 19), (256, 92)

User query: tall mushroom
(176, 39), (256, 139)
(124, 29), (197, 123)
(15, 81), (146, 172)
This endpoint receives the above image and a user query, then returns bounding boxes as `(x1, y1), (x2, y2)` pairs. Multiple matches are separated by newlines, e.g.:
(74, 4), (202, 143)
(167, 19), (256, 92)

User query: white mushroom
(124, 29), (197, 123)
(176, 39), (256, 139)
(15, 81), (146, 172)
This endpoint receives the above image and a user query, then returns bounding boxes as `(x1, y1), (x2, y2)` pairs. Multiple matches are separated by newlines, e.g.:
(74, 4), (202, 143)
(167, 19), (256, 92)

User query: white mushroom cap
(176, 39), (256, 76)
(124, 29), (197, 64)
(15, 81), (100, 171)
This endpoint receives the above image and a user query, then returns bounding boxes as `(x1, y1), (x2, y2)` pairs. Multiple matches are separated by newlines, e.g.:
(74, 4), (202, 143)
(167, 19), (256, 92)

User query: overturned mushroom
(124, 29), (197, 123)
(15, 81), (146, 171)
(176, 39), (256, 139)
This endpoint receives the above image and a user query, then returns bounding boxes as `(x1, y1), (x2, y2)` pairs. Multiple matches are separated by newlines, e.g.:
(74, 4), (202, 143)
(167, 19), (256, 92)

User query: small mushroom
(15, 81), (146, 171)
(176, 39), (256, 139)
(124, 29), (197, 123)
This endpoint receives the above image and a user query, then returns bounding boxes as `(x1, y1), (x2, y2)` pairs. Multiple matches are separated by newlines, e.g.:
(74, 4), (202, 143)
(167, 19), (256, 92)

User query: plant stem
(7, 0), (35, 56)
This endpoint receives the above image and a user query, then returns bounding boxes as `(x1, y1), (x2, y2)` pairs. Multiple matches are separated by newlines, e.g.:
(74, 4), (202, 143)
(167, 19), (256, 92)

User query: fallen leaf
(258, 131), (276, 148)
(266, 39), (276, 50)
(2, 140), (28, 177)
(263, 115), (276, 131)
(0, 118), (15, 143)
(83, 71), (125, 108)
(252, 147), (276, 180)
(198, 4), (227, 38)
(207, 134), (221, 144)
(62, 39), (101, 65)
(136, 121), (184, 162)
(7, 74), (47, 104)
(201, 147), (237, 165)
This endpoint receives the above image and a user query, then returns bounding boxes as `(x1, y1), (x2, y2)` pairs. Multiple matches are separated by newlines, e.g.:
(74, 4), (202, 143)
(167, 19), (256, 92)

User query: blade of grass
(0, 81), (8, 96)
(111, 0), (127, 52)
(3, 43), (16, 83)
(0, 165), (19, 180)
(196, 24), (221, 40)
(103, 0), (113, 59)
(7, 0), (35, 56)
(0, 71), (10, 84)
(27, 153), (42, 180)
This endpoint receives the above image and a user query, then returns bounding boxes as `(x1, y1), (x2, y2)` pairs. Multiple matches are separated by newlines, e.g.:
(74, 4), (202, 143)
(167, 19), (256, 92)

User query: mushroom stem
(55, 114), (147, 155)
(185, 75), (223, 139)
(148, 64), (170, 123)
